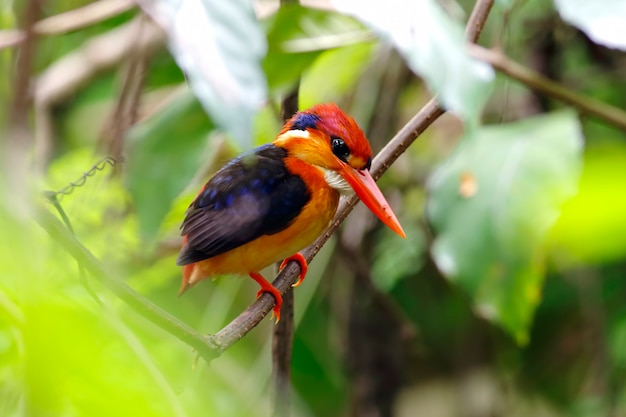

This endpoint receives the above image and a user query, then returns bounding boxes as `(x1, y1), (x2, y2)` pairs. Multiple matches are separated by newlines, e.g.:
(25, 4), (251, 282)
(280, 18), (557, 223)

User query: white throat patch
(322, 168), (353, 195)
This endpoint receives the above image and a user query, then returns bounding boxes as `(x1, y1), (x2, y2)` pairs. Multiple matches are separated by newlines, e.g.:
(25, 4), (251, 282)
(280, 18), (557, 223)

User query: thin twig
(33, 16), (164, 169)
(10, 0), (40, 127)
(210, 0), (495, 352)
(36, 0), (495, 361)
(4, 0), (40, 203)
(468, 44), (626, 131)
(272, 84), (300, 417)
(36, 207), (222, 363)
(0, 0), (135, 50)
(465, 0), (494, 42)
(100, 16), (152, 159)
(211, 97), (446, 350)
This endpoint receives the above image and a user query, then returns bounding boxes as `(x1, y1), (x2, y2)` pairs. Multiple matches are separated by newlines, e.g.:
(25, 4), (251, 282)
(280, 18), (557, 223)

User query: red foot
(279, 253), (308, 287)
(249, 272), (282, 323)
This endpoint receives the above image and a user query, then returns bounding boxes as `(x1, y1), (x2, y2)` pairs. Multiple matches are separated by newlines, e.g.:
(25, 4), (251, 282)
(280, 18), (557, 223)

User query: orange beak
(338, 164), (406, 238)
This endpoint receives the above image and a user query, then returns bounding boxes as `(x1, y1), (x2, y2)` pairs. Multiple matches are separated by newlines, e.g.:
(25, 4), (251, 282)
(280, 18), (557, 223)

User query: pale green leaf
(427, 111), (583, 343)
(139, 0), (267, 148)
(549, 142), (626, 263)
(331, 0), (494, 123)
(263, 4), (366, 94)
(554, 0), (626, 50)
(125, 90), (213, 240)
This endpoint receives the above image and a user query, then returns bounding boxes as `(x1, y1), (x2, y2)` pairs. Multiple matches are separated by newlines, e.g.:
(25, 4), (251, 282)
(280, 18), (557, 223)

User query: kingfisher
(177, 103), (405, 321)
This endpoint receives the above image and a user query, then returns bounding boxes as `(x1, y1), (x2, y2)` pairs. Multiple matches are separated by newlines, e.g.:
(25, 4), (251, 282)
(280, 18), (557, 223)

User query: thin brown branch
(10, 0), (40, 127)
(211, 0), (495, 353)
(100, 16), (152, 159)
(212, 96), (445, 349)
(468, 44), (626, 131)
(0, 0), (136, 50)
(465, 0), (494, 42)
(272, 59), (300, 417)
(4, 0), (40, 202)
(36, 0), (494, 363)
(36, 207), (222, 363)
(33, 17), (164, 170)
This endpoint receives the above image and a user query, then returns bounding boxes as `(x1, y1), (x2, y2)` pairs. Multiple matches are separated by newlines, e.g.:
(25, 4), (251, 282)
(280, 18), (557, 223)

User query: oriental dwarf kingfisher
(176, 103), (405, 322)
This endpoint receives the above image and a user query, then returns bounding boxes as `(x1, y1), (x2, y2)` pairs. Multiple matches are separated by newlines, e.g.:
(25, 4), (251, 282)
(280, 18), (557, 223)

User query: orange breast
(187, 157), (339, 283)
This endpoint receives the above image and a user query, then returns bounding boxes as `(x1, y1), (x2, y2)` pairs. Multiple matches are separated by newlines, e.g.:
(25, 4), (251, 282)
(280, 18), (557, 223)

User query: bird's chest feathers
(276, 158), (340, 251)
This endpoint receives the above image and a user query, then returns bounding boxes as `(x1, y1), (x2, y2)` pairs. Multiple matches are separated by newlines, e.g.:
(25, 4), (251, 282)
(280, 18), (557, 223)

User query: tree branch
(212, 0), (496, 350)
(272, 78), (300, 417)
(468, 44), (626, 131)
(465, 0), (494, 42)
(36, 0), (495, 362)
(36, 207), (222, 363)
(0, 0), (135, 51)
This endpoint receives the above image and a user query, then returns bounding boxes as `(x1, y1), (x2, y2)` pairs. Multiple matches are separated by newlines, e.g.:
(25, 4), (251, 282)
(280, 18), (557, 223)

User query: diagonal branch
(212, 98), (446, 350)
(0, 0), (135, 50)
(212, 0), (497, 351)
(468, 44), (626, 132)
(37, 0), (495, 361)
(36, 207), (222, 363)
(271, 72), (300, 417)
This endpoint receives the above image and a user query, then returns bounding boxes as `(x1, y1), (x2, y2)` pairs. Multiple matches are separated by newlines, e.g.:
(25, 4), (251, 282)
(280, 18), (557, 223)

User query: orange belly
(184, 158), (340, 287)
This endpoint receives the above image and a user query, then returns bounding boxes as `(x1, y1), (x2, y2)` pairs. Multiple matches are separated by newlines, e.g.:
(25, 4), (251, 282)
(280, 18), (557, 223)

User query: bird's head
(273, 103), (405, 238)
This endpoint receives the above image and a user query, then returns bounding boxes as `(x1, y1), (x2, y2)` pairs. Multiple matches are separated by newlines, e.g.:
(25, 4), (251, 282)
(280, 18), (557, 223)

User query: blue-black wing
(176, 144), (310, 266)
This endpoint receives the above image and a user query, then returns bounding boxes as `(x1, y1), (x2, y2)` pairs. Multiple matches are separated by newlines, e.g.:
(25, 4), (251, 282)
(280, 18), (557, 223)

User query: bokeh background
(1, 0), (626, 416)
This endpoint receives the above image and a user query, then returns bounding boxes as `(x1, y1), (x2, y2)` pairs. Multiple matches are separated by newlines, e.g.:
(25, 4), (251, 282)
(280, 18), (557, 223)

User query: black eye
(331, 137), (350, 162)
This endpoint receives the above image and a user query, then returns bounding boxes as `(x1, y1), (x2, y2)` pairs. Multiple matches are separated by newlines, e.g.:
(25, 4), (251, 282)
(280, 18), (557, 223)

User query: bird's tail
(178, 263), (195, 296)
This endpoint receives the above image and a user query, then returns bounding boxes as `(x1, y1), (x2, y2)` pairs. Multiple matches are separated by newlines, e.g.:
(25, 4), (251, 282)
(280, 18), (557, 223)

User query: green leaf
(139, 0), (267, 148)
(125, 90), (213, 241)
(554, 0), (626, 51)
(548, 142), (626, 263)
(300, 42), (374, 108)
(372, 223), (426, 292)
(426, 111), (583, 343)
(263, 4), (366, 95)
(331, 0), (494, 123)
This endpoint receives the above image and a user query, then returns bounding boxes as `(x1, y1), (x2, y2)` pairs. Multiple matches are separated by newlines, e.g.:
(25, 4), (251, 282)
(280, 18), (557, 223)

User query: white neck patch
(322, 168), (353, 195)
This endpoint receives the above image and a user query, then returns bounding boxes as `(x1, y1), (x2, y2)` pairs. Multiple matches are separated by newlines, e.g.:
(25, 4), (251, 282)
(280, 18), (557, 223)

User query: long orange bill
(339, 164), (406, 238)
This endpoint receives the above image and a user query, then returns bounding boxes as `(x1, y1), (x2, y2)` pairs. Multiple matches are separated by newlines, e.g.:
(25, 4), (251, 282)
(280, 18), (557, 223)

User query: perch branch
(271, 71), (300, 417)
(36, 207), (222, 363)
(37, 0), (494, 361)
(468, 44), (626, 131)
(211, 0), (496, 350)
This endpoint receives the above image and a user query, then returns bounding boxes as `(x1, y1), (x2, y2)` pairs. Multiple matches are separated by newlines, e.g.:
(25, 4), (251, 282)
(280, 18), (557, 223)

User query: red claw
(249, 272), (283, 323)
(279, 252), (308, 287)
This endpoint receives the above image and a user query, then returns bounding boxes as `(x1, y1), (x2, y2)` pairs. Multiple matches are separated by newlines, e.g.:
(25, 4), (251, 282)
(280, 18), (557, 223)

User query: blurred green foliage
(1, 0), (626, 416)
(428, 111), (583, 343)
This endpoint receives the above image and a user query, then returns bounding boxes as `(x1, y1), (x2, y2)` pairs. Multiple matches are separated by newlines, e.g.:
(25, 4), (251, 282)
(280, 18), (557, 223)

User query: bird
(176, 103), (405, 322)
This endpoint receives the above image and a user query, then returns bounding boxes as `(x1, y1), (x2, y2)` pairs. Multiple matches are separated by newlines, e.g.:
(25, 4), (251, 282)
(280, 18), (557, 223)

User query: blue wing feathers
(176, 144), (310, 266)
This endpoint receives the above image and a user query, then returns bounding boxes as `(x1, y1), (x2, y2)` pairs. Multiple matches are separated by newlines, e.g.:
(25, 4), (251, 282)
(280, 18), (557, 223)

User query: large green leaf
(139, 0), (267, 148)
(331, 0), (494, 124)
(299, 42), (374, 108)
(549, 141), (626, 263)
(426, 111), (583, 343)
(263, 4), (367, 95)
(125, 90), (213, 241)
(554, 0), (626, 50)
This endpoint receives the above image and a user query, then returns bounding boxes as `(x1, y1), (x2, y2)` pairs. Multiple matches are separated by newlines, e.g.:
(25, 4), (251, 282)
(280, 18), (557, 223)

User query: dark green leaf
(263, 4), (366, 94)
(125, 90), (213, 241)
(427, 111), (583, 343)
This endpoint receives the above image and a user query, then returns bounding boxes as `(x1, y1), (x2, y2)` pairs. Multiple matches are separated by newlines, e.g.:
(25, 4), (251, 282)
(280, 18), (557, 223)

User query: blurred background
(1, 0), (626, 416)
